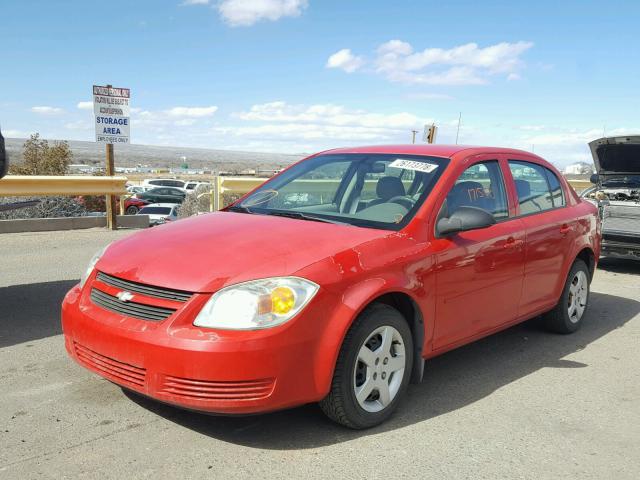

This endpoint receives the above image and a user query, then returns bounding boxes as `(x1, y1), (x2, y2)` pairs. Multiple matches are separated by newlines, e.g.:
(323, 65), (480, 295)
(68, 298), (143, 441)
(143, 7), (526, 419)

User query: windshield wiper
(226, 205), (254, 214)
(265, 210), (348, 225)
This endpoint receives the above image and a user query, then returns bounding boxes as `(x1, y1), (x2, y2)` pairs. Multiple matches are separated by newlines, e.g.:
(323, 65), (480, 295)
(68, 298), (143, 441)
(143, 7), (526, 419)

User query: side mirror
(589, 173), (599, 184)
(437, 206), (496, 237)
(0, 128), (7, 179)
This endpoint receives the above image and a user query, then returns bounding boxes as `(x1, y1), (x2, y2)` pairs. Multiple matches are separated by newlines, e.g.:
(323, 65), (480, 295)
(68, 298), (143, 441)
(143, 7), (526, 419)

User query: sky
(1, 0), (639, 167)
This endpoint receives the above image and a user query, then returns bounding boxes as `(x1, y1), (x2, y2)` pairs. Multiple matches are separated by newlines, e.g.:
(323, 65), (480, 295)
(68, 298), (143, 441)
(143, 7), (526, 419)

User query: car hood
(97, 211), (390, 293)
(589, 136), (640, 177)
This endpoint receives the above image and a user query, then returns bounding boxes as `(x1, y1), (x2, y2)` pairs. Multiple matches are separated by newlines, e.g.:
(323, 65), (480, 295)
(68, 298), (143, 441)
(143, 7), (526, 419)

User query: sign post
(93, 84), (130, 230)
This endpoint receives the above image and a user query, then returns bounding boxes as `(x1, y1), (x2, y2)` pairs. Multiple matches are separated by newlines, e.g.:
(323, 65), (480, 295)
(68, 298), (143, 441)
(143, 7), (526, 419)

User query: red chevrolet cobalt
(62, 145), (600, 428)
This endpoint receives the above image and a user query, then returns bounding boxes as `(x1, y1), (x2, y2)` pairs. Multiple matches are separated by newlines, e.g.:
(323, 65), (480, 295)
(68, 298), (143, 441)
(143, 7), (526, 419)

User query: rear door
(507, 160), (574, 316)
(433, 156), (526, 350)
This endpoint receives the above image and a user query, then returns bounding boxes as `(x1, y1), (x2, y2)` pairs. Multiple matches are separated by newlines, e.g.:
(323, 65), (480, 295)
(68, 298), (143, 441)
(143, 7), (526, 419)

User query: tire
(125, 206), (139, 215)
(320, 304), (413, 429)
(543, 259), (590, 334)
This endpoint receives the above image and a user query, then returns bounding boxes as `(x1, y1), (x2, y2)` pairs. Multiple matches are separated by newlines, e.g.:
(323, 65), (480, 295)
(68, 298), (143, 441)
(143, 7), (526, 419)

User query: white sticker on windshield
(389, 159), (439, 173)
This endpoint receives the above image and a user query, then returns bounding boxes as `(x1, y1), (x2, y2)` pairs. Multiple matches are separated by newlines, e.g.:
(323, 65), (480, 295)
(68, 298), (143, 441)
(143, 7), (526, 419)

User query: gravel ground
(1, 228), (639, 479)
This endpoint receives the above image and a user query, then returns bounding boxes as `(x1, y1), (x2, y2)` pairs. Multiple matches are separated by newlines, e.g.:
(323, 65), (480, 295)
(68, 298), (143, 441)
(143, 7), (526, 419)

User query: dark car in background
(136, 187), (186, 204)
(582, 136), (640, 260)
(0, 127), (7, 178)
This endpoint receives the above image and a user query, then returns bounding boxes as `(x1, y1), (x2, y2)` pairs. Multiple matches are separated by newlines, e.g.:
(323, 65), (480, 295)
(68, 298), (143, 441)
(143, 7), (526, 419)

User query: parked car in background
(581, 136), (640, 260)
(127, 185), (152, 195)
(136, 187), (186, 204)
(184, 181), (210, 192)
(63, 145), (600, 429)
(0, 127), (7, 178)
(123, 197), (150, 215)
(142, 178), (187, 189)
(137, 203), (179, 226)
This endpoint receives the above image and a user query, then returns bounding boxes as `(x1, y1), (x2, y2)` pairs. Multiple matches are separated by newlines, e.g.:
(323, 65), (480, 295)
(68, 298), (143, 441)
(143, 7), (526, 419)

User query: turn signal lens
(271, 286), (296, 315)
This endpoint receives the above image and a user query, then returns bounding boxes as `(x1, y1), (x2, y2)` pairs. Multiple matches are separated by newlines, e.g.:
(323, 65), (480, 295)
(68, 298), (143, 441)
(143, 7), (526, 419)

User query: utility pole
(455, 112), (462, 144)
(104, 84), (117, 230)
(411, 130), (418, 144)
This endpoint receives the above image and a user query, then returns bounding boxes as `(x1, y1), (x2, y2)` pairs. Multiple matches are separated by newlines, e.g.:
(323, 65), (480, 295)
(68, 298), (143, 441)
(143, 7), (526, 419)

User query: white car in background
(137, 203), (180, 226)
(142, 178), (187, 190)
(184, 181), (211, 192)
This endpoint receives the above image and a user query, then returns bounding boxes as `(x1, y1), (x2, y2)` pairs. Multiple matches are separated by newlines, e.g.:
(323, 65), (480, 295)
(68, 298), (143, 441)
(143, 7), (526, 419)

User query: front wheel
(543, 259), (590, 334)
(320, 304), (413, 429)
(125, 206), (139, 215)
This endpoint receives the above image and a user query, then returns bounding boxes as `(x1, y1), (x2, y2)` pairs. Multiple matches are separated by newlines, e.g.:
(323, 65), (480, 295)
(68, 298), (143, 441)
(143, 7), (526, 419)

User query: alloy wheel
(353, 325), (406, 413)
(567, 270), (588, 323)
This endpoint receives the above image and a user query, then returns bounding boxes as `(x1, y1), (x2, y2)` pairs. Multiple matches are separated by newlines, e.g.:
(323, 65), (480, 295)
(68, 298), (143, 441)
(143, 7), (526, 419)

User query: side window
(508, 161), (556, 214)
(444, 161), (509, 220)
(545, 168), (565, 207)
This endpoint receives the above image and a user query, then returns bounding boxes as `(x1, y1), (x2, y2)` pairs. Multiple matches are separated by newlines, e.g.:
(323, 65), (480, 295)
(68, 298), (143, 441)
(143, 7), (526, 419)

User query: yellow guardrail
(0, 175), (128, 196)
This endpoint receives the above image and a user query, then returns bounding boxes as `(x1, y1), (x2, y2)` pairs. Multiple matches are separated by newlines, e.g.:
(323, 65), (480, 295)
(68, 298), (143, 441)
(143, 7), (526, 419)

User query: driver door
(432, 157), (525, 351)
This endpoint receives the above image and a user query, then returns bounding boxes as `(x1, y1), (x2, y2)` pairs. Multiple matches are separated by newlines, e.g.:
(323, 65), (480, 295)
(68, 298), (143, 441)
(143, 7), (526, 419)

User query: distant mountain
(5, 138), (303, 172)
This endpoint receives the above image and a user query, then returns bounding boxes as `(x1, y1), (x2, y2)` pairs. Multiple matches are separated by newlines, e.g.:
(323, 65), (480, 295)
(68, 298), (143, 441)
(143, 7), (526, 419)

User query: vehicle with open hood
(0, 127), (7, 179)
(582, 136), (640, 259)
(62, 144), (600, 429)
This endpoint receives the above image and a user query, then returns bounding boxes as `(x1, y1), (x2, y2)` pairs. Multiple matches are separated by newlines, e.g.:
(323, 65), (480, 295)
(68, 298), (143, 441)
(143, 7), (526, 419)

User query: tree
(10, 133), (72, 175)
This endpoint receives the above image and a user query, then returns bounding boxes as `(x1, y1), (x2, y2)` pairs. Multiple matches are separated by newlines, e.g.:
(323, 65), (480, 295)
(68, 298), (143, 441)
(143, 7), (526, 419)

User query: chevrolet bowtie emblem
(116, 291), (134, 302)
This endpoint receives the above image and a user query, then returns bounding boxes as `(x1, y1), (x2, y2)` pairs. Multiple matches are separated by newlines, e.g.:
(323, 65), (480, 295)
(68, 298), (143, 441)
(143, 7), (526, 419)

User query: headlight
(193, 277), (319, 330)
(79, 246), (107, 288)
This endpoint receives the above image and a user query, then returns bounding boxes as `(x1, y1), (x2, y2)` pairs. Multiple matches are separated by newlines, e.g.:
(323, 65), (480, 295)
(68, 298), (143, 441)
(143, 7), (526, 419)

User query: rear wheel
(543, 259), (590, 334)
(320, 304), (413, 429)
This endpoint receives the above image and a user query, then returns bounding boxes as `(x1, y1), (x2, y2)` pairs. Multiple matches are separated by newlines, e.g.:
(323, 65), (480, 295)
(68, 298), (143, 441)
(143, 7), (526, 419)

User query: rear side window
(508, 161), (564, 214)
(444, 161), (509, 220)
(545, 168), (565, 207)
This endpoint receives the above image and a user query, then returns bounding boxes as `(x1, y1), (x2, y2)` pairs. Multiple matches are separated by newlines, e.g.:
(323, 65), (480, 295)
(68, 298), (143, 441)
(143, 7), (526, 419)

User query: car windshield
(601, 175), (640, 187)
(232, 153), (448, 230)
(140, 207), (172, 215)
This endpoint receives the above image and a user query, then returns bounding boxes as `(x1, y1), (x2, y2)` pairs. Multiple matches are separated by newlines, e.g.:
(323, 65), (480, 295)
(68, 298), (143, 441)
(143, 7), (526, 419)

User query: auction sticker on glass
(389, 158), (438, 173)
(93, 85), (130, 144)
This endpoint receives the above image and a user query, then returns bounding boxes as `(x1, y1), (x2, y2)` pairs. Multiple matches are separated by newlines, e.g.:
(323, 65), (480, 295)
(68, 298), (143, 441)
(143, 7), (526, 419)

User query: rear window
(139, 207), (171, 215)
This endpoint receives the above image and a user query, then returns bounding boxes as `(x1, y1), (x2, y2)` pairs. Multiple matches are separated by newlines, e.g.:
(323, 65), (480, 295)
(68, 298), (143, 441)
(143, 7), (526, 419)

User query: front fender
(310, 274), (426, 398)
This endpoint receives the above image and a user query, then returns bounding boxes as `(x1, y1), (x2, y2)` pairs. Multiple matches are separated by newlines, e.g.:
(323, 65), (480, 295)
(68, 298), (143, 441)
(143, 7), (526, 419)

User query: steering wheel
(388, 196), (415, 210)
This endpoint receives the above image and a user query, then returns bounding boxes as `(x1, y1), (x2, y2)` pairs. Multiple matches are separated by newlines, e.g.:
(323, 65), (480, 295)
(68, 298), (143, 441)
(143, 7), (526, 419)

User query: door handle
(503, 237), (516, 249)
(560, 224), (572, 235)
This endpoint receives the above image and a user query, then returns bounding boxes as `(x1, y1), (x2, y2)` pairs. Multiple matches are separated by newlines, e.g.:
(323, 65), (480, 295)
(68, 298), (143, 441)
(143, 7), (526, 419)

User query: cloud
(335, 40), (533, 86)
(31, 106), (64, 115)
(77, 101), (93, 110)
(326, 49), (365, 73)
(218, 0), (308, 27)
(180, 0), (209, 5)
(165, 106), (218, 117)
(235, 101), (429, 130)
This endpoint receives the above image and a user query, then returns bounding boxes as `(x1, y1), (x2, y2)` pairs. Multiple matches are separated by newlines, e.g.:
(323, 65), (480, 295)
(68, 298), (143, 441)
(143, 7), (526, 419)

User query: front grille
(160, 375), (275, 401)
(90, 288), (176, 322)
(74, 342), (146, 388)
(96, 272), (193, 302)
(602, 204), (640, 235)
(603, 233), (640, 246)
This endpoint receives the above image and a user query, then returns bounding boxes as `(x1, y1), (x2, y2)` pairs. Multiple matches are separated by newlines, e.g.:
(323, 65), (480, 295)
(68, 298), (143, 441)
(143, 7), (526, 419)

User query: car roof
(320, 144), (545, 160)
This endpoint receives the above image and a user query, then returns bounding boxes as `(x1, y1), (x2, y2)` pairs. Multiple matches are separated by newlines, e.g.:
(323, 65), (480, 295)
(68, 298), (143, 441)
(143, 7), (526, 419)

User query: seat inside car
(446, 181), (495, 215)
(368, 176), (406, 207)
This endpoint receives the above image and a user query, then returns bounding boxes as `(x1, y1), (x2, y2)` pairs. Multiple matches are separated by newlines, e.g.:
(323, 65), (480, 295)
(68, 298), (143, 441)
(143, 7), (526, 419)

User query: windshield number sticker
(389, 159), (438, 173)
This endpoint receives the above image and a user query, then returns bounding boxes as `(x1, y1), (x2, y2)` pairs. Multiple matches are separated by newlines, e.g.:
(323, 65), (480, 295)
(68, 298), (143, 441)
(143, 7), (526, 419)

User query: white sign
(389, 159), (439, 173)
(93, 85), (130, 144)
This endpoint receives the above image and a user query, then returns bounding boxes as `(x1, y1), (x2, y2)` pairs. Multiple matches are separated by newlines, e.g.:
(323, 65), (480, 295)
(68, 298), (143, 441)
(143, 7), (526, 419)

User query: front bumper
(601, 231), (640, 260)
(62, 279), (335, 414)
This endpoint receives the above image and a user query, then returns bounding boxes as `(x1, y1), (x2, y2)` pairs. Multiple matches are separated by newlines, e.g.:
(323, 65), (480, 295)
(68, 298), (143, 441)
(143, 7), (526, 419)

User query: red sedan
(62, 145), (600, 428)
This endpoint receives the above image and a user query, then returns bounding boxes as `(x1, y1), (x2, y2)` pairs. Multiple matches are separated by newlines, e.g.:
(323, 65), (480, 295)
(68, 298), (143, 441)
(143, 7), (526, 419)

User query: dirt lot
(1, 229), (639, 479)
